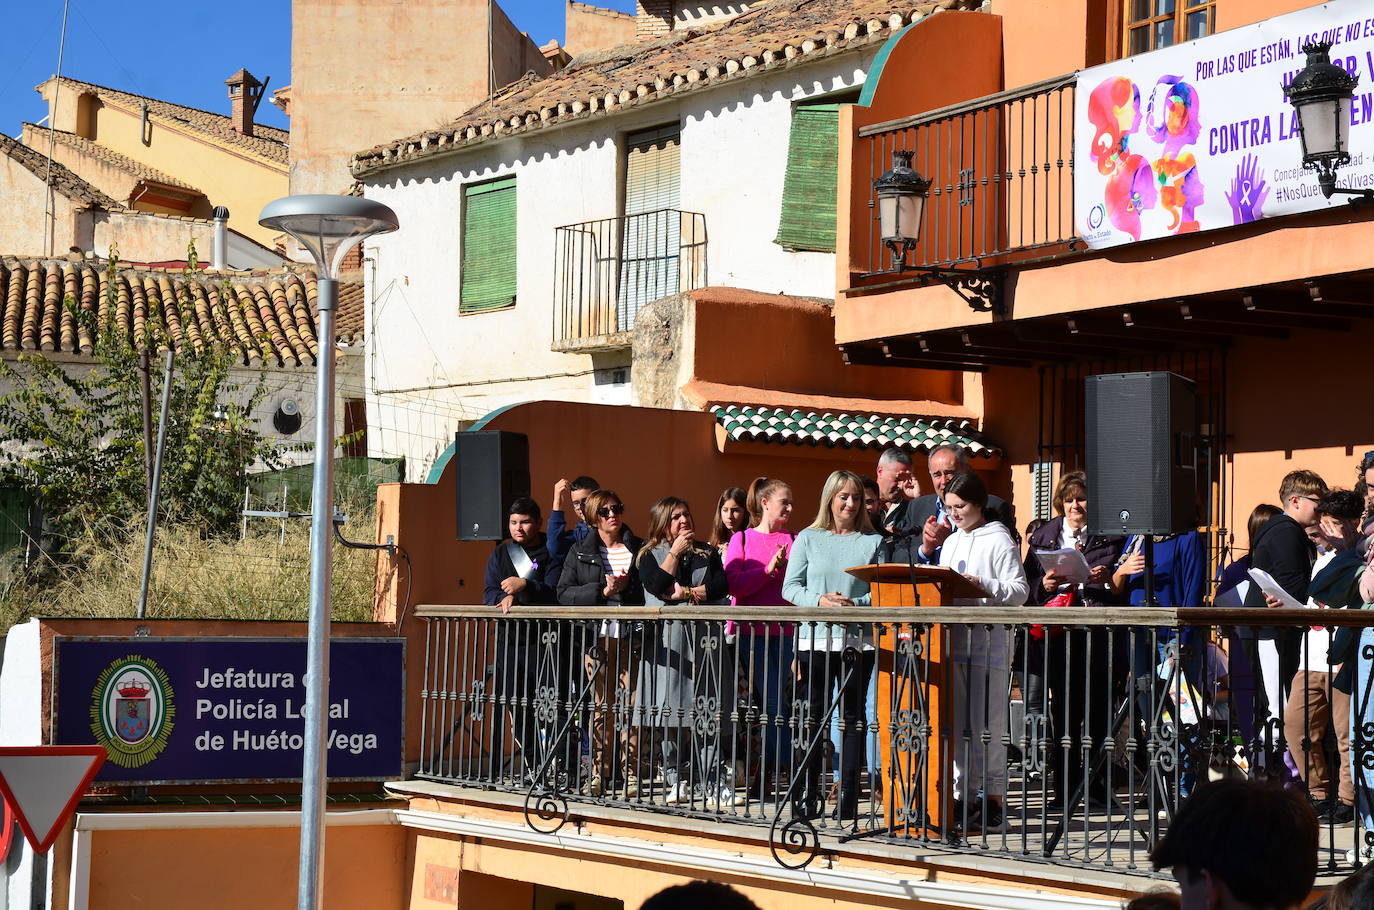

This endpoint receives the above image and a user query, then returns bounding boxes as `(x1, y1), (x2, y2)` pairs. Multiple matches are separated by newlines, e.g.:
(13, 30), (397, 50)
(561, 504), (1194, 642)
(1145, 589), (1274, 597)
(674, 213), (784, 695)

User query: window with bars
(460, 176), (517, 314)
(1124, 0), (1214, 57)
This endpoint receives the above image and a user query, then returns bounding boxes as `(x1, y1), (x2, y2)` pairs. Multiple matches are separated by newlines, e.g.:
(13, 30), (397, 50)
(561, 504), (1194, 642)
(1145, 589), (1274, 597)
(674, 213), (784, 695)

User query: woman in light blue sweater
(782, 470), (883, 820)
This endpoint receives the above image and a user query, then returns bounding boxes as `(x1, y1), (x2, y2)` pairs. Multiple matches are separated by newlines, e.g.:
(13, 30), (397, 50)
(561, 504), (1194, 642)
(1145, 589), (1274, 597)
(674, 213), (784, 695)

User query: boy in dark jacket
(483, 497), (563, 780)
(1239, 469), (1327, 769)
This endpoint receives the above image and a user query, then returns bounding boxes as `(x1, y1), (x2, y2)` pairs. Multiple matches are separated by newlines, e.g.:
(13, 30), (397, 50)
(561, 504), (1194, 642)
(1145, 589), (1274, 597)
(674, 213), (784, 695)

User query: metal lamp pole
(259, 195), (398, 910)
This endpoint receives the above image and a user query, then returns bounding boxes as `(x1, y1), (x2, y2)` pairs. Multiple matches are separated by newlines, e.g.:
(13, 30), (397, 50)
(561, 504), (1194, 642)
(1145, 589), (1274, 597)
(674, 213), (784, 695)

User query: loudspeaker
(455, 431), (530, 540)
(1085, 371), (1198, 537)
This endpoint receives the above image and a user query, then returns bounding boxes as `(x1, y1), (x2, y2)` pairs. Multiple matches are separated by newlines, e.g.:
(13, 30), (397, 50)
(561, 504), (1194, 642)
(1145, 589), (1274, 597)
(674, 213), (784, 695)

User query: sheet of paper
(1033, 548), (1092, 585)
(1246, 567), (1304, 610)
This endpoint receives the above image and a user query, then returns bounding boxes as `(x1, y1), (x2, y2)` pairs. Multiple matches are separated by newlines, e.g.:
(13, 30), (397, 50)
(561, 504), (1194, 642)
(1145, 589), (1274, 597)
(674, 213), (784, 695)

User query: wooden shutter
(623, 125), (680, 215)
(619, 126), (681, 330)
(775, 102), (840, 252)
(460, 176), (517, 314)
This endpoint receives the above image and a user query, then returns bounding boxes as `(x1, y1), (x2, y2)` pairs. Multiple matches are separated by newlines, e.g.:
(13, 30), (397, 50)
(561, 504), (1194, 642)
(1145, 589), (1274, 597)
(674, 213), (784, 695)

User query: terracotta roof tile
(53, 77), (289, 166)
(0, 131), (122, 209)
(24, 124), (200, 192)
(712, 404), (1002, 456)
(352, 0), (981, 177)
(0, 258), (363, 367)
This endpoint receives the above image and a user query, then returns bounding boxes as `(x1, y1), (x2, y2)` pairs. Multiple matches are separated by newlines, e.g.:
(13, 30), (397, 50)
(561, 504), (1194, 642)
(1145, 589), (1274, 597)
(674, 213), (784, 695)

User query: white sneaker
(706, 784), (747, 810)
(664, 781), (692, 805)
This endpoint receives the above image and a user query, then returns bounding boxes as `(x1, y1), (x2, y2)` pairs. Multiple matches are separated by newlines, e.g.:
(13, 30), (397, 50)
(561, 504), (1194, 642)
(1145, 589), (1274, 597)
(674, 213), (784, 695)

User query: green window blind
(775, 102), (840, 253)
(460, 176), (517, 314)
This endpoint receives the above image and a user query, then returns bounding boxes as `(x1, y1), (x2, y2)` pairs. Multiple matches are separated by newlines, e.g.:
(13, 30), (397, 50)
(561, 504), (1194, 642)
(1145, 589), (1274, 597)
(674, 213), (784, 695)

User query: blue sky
(0, 0), (633, 140)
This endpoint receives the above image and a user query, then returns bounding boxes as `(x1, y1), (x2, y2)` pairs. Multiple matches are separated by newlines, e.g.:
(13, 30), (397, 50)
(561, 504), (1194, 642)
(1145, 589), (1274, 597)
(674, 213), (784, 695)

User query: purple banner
(54, 637), (404, 784)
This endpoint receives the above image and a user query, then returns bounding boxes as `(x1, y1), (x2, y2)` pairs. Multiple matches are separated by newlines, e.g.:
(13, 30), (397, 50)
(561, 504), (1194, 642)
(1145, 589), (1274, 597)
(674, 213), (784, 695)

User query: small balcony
(552, 209), (708, 353)
(848, 74), (1079, 296)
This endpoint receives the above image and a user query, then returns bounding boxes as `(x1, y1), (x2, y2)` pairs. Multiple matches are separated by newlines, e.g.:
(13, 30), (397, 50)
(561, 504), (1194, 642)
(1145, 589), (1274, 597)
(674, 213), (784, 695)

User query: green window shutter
(775, 102), (840, 253)
(461, 176), (517, 314)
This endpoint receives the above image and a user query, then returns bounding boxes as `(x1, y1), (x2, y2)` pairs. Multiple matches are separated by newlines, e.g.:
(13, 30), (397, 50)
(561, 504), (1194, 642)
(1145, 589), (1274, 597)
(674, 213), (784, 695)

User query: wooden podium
(846, 563), (988, 835)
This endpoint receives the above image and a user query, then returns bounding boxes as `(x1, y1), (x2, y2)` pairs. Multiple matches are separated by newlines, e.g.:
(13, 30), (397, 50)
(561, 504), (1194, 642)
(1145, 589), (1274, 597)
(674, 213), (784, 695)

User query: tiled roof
(712, 405), (1002, 456)
(0, 131), (122, 209)
(0, 258), (364, 367)
(25, 125), (199, 191)
(52, 77), (289, 166)
(352, 0), (981, 176)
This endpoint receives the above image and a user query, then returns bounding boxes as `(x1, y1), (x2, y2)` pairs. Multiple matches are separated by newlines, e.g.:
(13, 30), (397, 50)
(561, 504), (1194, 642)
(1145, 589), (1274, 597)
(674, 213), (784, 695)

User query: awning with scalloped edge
(712, 405), (1002, 457)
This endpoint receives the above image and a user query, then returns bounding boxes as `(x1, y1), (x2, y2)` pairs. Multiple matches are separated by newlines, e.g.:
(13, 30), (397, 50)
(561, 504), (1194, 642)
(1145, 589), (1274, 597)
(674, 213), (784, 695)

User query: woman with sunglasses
(558, 489), (646, 797)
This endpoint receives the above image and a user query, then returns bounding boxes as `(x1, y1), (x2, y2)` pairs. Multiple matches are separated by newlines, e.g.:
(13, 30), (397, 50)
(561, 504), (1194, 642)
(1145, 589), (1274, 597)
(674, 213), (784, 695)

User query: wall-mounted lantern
(1283, 41), (1371, 204)
(872, 150), (1003, 314)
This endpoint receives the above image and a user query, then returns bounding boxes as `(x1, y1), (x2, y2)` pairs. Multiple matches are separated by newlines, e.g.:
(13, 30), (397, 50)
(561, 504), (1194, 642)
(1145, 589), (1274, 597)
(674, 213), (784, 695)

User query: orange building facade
(837, 0), (1374, 569)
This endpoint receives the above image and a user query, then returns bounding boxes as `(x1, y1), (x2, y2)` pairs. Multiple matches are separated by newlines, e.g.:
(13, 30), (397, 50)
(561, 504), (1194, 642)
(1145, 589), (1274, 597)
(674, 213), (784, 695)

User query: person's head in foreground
(1149, 779), (1317, 910)
(639, 880), (760, 910)
(1125, 889), (1181, 910)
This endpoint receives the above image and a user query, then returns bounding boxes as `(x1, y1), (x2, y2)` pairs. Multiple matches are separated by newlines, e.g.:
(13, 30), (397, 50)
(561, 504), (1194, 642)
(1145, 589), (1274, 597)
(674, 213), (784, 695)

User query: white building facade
(352, 5), (925, 478)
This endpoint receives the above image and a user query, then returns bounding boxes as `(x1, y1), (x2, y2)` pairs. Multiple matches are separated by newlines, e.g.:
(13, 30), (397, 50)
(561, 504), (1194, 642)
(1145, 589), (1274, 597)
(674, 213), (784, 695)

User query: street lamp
(874, 149), (931, 259)
(1282, 41), (1370, 203)
(259, 194), (398, 910)
(871, 150), (1002, 314)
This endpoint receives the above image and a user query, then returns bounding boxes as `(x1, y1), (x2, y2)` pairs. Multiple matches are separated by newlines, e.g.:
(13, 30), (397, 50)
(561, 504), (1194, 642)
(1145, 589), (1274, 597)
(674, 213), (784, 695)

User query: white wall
(362, 52), (875, 479)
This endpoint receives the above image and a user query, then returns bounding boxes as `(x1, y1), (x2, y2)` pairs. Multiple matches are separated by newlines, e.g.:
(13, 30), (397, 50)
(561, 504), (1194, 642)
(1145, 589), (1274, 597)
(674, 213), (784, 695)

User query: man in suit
(874, 448), (916, 534)
(905, 444), (1014, 563)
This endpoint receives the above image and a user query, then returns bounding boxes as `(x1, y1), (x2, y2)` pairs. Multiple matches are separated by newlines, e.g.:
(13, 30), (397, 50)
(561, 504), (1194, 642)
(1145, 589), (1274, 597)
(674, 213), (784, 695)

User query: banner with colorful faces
(1075, 0), (1374, 249)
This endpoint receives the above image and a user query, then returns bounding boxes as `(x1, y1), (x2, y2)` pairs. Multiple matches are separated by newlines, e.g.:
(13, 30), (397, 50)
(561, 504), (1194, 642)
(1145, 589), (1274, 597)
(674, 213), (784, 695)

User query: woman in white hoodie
(937, 472), (1029, 834)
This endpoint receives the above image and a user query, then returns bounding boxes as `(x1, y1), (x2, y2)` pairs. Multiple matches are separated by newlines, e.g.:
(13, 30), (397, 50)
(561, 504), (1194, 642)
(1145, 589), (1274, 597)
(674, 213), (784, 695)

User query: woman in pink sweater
(724, 477), (795, 799)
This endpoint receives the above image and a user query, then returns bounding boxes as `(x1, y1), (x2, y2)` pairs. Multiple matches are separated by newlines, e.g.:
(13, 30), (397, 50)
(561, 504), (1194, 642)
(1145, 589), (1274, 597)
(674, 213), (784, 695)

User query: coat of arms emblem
(89, 656), (175, 768)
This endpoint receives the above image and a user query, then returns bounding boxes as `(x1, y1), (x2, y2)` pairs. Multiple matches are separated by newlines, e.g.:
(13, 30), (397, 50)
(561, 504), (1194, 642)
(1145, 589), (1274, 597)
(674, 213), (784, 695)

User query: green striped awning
(712, 405), (1002, 457)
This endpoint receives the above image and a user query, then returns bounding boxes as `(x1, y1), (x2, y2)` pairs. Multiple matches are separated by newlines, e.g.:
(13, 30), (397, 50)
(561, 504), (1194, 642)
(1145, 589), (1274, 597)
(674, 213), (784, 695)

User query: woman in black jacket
(1022, 472), (1124, 808)
(635, 496), (734, 807)
(557, 488), (646, 797)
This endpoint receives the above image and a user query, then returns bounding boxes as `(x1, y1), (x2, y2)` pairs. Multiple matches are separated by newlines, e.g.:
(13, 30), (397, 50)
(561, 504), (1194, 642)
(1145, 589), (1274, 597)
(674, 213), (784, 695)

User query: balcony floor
(388, 772), (1356, 898)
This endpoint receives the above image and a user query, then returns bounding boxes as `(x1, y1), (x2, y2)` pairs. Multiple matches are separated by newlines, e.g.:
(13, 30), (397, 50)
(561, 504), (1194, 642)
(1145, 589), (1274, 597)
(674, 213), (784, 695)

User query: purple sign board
(54, 637), (404, 785)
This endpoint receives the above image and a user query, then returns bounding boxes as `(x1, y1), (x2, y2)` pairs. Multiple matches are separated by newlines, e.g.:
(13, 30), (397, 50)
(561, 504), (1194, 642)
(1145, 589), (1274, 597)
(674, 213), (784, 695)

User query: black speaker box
(455, 431), (530, 540)
(1085, 371), (1199, 537)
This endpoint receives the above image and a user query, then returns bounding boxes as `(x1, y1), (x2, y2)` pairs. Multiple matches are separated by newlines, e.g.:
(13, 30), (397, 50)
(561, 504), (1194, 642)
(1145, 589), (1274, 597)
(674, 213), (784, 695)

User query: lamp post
(258, 195), (398, 910)
(871, 150), (1002, 314)
(1283, 41), (1371, 204)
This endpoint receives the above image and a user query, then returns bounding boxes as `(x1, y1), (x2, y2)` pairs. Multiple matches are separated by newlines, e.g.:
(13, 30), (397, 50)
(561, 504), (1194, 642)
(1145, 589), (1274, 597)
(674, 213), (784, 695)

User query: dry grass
(0, 515), (380, 630)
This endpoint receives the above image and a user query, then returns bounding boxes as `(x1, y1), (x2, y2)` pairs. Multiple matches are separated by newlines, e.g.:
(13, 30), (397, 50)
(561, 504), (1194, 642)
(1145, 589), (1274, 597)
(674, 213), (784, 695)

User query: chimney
(635, 0), (673, 40)
(224, 69), (265, 137)
(211, 206), (230, 270)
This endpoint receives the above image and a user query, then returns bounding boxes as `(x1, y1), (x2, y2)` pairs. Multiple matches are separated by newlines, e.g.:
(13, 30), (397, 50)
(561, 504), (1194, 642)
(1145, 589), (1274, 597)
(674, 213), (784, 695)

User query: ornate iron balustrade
(416, 604), (1373, 876)
(552, 210), (708, 352)
(852, 76), (1080, 290)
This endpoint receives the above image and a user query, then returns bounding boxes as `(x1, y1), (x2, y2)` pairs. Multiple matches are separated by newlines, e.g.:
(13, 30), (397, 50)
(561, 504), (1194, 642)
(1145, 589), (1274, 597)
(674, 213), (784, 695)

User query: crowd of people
(480, 443), (1374, 842)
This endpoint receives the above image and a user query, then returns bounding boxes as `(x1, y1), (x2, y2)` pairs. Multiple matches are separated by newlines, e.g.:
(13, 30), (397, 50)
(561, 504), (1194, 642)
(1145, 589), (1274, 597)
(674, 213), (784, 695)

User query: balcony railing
(853, 75), (1080, 289)
(417, 604), (1369, 877)
(552, 209), (708, 352)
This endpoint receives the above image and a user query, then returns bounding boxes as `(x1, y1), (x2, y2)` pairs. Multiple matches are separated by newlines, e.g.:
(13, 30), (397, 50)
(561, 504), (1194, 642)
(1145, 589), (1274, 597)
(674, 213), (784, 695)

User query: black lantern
(1283, 41), (1367, 201)
(873, 150), (931, 263)
(869, 149), (1001, 314)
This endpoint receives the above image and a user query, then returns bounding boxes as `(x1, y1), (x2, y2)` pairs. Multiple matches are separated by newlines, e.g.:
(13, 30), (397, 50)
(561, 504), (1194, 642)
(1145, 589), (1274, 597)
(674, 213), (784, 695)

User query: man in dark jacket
(1238, 469), (1327, 768)
(484, 496), (564, 780)
(899, 444), (1015, 563)
(546, 475), (600, 565)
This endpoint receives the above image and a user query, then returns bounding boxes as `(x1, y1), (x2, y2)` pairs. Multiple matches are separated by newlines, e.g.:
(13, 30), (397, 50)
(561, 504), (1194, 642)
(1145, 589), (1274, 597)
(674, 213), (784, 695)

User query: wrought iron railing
(552, 210), (708, 350)
(853, 75), (1080, 287)
(416, 604), (1373, 876)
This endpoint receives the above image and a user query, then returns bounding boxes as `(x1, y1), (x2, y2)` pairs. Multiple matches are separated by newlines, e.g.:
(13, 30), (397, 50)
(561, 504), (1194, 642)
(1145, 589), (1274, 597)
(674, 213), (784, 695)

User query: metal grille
(855, 75), (1079, 282)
